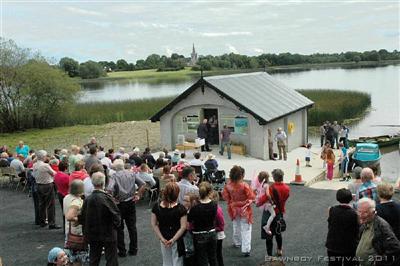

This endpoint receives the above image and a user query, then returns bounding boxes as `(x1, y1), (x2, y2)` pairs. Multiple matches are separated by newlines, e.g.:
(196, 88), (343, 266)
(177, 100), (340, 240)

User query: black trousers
(193, 232), (217, 266)
(265, 234), (282, 256)
(321, 135), (325, 147)
(216, 239), (224, 266)
(327, 250), (357, 266)
(32, 189), (40, 225)
(57, 192), (65, 233)
(201, 138), (210, 152)
(37, 183), (56, 226)
(117, 201), (137, 254)
(89, 240), (118, 266)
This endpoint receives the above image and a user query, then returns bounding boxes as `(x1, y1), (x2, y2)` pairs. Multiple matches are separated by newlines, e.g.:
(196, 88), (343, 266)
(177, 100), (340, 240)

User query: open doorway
(203, 108), (219, 145)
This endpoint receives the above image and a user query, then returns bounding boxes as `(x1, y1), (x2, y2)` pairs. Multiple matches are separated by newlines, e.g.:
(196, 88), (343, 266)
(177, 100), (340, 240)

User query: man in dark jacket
(356, 197), (400, 266)
(197, 118), (211, 152)
(80, 172), (121, 266)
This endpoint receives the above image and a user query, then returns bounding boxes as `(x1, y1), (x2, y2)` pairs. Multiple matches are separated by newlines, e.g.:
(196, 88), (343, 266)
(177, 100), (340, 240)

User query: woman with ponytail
(188, 182), (218, 266)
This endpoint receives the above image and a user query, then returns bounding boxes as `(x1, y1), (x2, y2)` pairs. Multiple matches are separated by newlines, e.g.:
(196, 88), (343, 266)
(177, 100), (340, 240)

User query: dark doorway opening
(203, 108), (219, 145)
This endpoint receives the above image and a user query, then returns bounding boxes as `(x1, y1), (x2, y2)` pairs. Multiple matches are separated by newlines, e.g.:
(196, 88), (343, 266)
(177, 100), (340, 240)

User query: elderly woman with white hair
(356, 197), (400, 266)
(109, 159), (147, 257)
(33, 150), (61, 229)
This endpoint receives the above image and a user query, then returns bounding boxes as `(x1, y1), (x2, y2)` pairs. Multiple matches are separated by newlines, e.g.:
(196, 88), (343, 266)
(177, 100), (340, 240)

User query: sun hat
(174, 149), (180, 155)
(207, 153), (215, 160)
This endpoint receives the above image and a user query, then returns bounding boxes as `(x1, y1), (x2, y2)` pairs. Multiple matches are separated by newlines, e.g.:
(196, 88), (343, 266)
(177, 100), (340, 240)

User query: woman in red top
(256, 168), (290, 257)
(222, 165), (255, 257)
(53, 161), (70, 234)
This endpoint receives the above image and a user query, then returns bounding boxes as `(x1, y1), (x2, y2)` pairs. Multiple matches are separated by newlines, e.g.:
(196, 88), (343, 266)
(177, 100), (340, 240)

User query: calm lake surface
(82, 66), (399, 178)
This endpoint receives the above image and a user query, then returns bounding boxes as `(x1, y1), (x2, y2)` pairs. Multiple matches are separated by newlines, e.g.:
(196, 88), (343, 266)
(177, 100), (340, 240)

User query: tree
(0, 38), (80, 131)
(145, 54), (161, 69)
(18, 60), (80, 128)
(79, 61), (105, 79)
(0, 38), (30, 131)
(59, 57), (79, 77)
(116, 59), (129, 71)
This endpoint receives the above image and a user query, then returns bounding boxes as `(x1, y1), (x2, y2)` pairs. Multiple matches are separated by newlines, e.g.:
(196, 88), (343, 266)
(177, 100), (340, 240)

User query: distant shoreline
(78, 59), (400, 83)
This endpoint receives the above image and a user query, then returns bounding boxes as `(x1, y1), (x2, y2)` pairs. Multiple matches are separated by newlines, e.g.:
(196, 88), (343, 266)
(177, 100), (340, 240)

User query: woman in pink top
(53, 161), (70, 233)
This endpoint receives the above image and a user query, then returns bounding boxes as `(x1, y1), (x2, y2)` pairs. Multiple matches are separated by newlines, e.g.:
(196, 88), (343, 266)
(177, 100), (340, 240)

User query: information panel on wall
(234, 117), (248, 135)
(186, 115), (200, 133)
(220, 115), (248, 135)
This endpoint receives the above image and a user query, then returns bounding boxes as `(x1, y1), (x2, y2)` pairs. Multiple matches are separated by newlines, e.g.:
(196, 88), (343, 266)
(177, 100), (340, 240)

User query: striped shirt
(356, 181), (378, 204)
(110, 170), (145, 202)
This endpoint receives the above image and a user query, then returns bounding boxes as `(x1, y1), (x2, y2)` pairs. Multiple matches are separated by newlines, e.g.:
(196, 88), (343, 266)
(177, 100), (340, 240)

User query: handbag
(65, 221), (87, 251)
(271, 186), (286, 234)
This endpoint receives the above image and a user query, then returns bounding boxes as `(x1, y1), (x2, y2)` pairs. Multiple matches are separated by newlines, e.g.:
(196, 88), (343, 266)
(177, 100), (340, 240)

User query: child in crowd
(325, 148), (335, 181)
(305, 143), (316, 167)
(320, 141), (331, 169)
(256, 172), (276, 235)
(182, 192), (199, 266)
(338, 142), (350, 181)
(47, 247), (69, 266)
(211, 191), (225, 266)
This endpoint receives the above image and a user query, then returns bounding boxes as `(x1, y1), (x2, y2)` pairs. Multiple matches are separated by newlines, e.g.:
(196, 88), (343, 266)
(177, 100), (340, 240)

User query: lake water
(82, 66), (399, 178)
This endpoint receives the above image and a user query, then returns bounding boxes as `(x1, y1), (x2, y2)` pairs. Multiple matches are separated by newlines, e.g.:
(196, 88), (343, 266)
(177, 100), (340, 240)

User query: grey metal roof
(150, 72), (313, 124)
(204, 72), (314, 123)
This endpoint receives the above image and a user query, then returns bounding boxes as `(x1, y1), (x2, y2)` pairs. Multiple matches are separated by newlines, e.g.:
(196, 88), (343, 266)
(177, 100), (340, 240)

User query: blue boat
(352, 143), (382, 168)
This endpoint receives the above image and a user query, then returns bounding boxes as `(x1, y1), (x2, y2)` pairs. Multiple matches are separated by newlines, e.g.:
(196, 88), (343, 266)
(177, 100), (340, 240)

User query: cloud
(254, 48), (264, 53)
(201, 31), (253, 37)
(164, 46), (173, 56)
(64, 7), (105, 16)
(83, 20), (111, 28)
(226, 44), (238, 53)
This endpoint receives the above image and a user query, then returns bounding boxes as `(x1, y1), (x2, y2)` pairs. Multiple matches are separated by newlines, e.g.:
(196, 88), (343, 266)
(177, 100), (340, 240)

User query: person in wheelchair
(204, 154), (220, 183)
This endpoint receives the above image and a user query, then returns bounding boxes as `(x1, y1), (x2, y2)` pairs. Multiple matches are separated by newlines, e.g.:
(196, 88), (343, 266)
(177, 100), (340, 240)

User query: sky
(2, 0), (400, 63)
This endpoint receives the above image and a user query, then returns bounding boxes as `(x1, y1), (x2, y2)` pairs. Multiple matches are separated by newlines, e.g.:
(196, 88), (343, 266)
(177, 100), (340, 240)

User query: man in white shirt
(10, 154), (25, 177)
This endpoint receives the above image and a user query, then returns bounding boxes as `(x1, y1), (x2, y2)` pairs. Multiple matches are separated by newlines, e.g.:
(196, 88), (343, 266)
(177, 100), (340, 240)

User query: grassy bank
(299, 89), (371, 126)
(79, 60), (400, 83)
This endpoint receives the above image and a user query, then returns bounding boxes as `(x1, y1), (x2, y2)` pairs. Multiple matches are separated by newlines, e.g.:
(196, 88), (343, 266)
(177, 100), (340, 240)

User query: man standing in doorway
(275, 128), (287, 161)
(209, 115), (218, 145)
(197, 119), (211, 152)
(219, 125), (231, 159)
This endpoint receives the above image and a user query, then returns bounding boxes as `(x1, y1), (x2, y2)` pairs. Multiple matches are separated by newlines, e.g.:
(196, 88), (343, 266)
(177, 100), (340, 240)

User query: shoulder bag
(65, 221), (87, 251)
(271, 185), (286, 234)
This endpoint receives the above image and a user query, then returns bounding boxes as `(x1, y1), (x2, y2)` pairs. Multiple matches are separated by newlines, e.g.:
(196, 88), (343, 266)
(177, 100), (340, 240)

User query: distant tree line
(59, 49), (400, 79)
(195, 49), (400, 70)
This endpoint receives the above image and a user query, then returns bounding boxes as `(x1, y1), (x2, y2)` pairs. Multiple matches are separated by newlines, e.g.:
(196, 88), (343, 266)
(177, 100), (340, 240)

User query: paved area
(171, 146), (341, 185)
(0, 184), (368, 266)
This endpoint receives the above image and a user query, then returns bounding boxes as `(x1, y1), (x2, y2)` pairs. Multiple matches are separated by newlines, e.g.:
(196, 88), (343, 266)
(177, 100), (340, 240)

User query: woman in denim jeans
(188, 182), (218, 266)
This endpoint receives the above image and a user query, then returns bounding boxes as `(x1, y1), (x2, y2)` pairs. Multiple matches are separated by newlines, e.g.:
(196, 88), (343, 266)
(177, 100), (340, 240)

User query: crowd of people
(1, 135), (399, 266)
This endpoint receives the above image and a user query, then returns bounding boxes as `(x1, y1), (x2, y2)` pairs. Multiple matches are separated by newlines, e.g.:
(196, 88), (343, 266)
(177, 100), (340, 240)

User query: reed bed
(67, 97), (174, 125)
(298, 89), (371, 126)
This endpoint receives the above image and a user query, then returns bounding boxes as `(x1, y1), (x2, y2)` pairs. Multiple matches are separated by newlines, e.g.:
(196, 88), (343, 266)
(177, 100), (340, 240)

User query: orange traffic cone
(290, 159), (305, 185)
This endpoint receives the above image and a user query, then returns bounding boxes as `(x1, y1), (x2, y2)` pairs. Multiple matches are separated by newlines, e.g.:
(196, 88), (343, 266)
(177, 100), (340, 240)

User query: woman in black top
(325, 188), (359, 266)
(376, 183), (400, 240)
(151, 182), (187, 266)
(188, 182), (218, 266)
